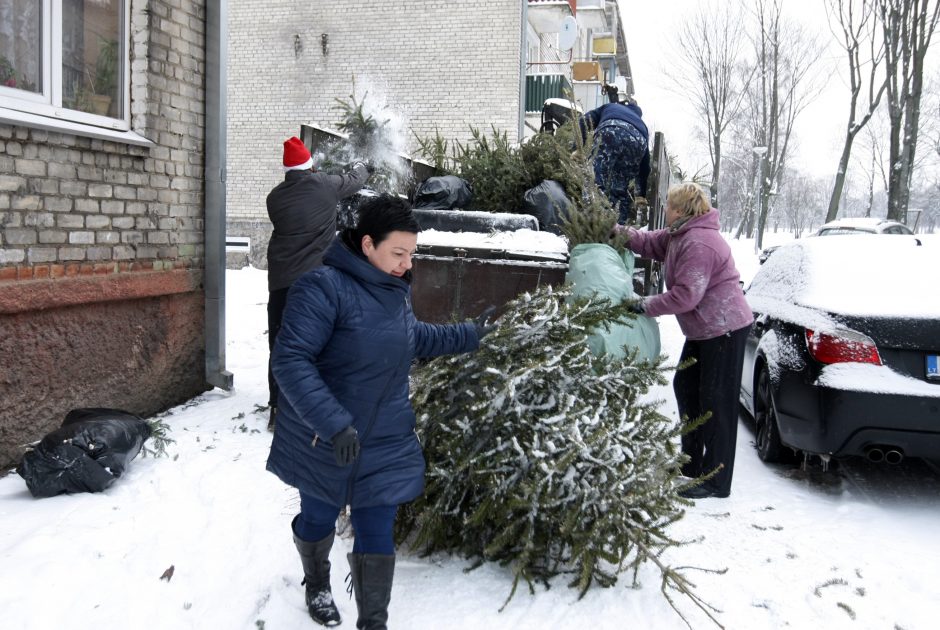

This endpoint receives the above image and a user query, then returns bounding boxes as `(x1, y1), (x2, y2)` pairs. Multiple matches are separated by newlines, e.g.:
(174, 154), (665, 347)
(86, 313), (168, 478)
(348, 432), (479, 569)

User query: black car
(740, 235), (940, 464)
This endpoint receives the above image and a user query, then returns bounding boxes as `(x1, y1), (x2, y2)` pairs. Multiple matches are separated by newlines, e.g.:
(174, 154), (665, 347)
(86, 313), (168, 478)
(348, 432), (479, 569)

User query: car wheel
(755, 368), (787, 463)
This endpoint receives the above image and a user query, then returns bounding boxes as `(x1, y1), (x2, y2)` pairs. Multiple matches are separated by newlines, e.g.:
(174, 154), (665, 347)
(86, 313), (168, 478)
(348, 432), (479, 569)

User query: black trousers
(673, 324), (750, 496)
(267, 287), (290, 408)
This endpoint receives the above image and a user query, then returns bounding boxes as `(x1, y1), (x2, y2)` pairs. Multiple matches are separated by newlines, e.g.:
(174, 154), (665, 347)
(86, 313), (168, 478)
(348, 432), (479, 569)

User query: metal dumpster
(411, 243), (568, 323)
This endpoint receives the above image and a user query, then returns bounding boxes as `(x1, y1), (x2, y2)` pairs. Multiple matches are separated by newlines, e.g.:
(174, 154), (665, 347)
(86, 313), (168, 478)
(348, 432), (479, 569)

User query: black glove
(473, 305), (498, 340)
(627, 298), (646, 315)
(331, 426), (360, 466)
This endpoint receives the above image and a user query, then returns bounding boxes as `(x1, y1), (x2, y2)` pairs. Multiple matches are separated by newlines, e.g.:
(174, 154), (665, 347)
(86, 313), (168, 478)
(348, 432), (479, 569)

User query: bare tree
(824, 0), (889, 222)
(717, 146), (758, 234)
(746, 0), (826, 250)
(779, 169), (829, 236)
(670, 1), (752, 208)
(876, 0), (940, 223)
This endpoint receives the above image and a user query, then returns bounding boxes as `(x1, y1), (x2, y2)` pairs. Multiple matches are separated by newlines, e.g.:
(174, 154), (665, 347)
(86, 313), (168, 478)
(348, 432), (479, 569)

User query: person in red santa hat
(265, 136), (373, 432)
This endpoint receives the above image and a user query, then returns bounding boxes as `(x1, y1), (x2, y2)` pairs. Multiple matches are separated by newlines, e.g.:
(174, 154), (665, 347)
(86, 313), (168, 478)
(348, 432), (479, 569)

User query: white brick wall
(0, 0), (208, 272)
(226, 0), (523, 221)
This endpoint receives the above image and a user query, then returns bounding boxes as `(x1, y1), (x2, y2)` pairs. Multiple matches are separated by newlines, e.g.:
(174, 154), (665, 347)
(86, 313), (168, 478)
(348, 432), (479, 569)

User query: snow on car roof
(746, 234), (940, 322)
(820, 217), (890, 229)
(814, 217), (912, 234)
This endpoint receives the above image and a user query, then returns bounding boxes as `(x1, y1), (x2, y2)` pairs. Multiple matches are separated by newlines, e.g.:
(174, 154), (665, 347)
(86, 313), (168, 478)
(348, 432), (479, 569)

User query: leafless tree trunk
(865, 141), (878, 215)
(877, 0), (940, 223)
(671, 1), (752, 208)
(747, 0), (825, 250)
(825, 0), (889, 222)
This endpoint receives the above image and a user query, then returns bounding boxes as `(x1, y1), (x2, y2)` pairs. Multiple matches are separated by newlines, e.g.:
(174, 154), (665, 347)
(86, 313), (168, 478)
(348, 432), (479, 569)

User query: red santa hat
(283, 136), (314, 171)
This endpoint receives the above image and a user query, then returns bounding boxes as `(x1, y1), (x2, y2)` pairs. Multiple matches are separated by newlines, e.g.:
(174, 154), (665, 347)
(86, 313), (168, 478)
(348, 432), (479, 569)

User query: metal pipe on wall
(518, 0), (528, 142)
(204, 0), (233, 390)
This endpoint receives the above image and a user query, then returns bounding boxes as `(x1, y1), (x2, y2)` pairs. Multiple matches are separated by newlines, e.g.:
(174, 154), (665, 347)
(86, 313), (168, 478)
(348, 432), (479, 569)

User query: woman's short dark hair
(352, 194), (419, 248)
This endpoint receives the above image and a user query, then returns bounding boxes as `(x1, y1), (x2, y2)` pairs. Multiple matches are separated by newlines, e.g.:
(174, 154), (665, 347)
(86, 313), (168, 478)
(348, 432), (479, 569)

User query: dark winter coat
(579, 102), (651, 197)
(265, 165), (368, 291)
(626, 209), (753, 340)
(266, 236), (480, 508)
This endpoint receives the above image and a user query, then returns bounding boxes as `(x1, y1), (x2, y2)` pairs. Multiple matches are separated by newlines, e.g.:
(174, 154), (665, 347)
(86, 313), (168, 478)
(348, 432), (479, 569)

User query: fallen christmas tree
(398, 285), (724, 627)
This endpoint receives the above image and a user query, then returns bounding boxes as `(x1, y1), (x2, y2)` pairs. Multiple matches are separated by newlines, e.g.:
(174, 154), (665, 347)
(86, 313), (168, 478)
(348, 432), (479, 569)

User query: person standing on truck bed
(266, 194), (495, 629)
(579, 84), (651, 225)
(265, 136), (372, 432)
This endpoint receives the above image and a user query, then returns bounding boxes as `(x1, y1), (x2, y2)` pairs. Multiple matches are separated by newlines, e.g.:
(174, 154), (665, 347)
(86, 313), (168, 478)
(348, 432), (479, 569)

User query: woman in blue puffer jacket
(267, 194), (490, 630)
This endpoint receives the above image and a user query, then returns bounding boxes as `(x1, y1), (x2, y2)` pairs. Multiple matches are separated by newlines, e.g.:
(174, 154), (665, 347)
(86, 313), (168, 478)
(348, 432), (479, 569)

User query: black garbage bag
(17, 408), (152, 498)
(523, 179), (573, 235)
(413, 176), (473, 210)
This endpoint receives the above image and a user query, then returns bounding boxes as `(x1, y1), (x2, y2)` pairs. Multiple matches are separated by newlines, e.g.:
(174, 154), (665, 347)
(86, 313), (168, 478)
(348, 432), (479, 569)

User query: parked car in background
(740, 235), (940, 465)
(812, 217), (913, 236)
(758, 217), (915, 265)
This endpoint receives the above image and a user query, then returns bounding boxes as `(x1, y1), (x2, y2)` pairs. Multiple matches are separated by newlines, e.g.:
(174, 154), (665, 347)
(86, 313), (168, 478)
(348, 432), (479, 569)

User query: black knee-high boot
(292, 517), (341, 627)
(347, 552), (395, 630)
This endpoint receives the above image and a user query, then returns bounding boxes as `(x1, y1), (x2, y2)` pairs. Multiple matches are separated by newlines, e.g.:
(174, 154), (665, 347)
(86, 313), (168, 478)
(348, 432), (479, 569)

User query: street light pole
(752, 146), (768, 251)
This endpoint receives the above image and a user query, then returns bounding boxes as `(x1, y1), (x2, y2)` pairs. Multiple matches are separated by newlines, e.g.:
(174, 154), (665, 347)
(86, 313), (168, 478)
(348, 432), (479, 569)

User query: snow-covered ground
(2, 231), (939, 629)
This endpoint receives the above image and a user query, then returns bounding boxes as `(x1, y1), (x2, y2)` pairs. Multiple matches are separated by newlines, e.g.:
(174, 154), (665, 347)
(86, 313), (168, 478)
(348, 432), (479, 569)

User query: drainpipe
(518, 0), (528, 142)
(203, 0), (233, 390)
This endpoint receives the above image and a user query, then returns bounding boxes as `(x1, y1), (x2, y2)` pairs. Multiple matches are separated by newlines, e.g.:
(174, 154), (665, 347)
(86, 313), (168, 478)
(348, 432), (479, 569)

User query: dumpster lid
(416, 228), (569, 263)
(415, 244), (568, 264)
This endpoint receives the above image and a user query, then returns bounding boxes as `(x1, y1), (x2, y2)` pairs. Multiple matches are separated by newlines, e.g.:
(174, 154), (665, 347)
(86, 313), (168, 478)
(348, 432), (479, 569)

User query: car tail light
(805, 329), (882, 365)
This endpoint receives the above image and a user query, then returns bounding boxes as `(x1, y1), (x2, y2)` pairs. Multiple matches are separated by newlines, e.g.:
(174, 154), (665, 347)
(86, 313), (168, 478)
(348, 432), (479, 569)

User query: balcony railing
(525, 74), (573, 113)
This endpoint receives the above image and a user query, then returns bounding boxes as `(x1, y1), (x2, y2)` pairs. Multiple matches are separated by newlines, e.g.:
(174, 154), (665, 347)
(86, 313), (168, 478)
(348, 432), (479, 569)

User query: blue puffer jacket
(266, 235), (480, 508)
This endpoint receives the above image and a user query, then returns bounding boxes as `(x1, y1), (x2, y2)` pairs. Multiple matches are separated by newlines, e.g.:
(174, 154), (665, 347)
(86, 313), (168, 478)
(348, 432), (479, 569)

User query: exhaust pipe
(884, 449), (905, 465)
(865, 446), (885, 463)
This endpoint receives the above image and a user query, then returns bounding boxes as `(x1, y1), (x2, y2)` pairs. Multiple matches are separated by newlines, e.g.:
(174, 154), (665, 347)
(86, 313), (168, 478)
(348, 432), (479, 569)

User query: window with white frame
(0, 0), (129, 131)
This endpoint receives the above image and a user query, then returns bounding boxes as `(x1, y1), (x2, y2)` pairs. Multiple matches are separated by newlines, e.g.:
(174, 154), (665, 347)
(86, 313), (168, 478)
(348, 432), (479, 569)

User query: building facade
(0, 0), (215, 470)
(225, 0), (526, 268)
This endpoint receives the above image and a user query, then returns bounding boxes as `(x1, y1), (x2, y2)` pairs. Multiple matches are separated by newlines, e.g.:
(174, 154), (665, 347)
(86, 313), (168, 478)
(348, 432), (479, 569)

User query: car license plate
(928, 355), (940, 381)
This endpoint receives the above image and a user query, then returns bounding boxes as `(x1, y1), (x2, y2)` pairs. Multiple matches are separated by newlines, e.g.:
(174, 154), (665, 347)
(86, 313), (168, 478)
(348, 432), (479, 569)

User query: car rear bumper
(774, 378), (940, 458)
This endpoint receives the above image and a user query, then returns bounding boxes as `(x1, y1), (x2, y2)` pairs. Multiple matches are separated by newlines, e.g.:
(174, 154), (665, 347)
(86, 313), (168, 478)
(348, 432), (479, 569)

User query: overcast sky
(617, 0), (939, 179)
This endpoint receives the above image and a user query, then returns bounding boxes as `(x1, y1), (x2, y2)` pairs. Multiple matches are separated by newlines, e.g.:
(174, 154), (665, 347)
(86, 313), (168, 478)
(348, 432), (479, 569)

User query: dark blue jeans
(295, 493), (398, 555)
(592, 120), (647, 224)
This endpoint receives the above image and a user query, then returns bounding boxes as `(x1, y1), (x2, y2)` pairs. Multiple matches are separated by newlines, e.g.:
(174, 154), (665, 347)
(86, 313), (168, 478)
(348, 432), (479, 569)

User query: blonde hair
(666, 183), (710, 218)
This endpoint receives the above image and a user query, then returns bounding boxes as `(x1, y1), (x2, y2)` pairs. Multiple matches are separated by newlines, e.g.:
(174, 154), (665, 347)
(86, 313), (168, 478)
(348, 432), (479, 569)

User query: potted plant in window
(88, 37), (118, 116)
(0, 55), (17, 88)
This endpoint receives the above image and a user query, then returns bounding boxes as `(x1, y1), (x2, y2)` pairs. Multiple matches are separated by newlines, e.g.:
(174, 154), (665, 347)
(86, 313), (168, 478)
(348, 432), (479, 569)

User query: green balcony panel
(525, 74), (573, 113)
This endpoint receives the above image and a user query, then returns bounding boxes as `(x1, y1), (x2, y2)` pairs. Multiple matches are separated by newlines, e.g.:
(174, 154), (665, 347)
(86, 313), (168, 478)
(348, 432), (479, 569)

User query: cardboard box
(592, 35), (616, 55)
(572, 61), (601, 82)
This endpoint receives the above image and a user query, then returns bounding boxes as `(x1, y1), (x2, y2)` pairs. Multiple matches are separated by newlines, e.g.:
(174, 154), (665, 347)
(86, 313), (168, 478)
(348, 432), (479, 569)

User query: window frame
(0, 0), (131, 132)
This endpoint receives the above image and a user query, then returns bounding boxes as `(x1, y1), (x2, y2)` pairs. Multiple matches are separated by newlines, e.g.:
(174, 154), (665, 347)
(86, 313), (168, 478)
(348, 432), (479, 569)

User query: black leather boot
(347, 552), (395, 630)
(293, 517), (341, 627)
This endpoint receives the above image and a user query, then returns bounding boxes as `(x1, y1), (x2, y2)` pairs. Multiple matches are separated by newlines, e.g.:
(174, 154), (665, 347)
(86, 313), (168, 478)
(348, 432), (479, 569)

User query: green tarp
(565, 243), (661, 363)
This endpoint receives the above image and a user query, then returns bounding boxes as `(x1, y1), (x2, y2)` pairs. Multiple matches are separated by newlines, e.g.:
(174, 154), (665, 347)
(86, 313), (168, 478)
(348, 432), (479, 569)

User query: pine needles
(411, 120), (619, 232)
(398, 285), (718, 623)
(142, 418), (174, 458)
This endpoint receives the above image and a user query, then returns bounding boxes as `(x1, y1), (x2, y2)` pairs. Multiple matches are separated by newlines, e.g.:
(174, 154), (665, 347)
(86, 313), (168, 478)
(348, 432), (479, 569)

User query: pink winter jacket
(626, 209), (753, 341)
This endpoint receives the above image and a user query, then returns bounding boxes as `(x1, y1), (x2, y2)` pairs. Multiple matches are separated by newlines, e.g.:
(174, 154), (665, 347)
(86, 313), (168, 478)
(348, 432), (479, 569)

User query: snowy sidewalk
(2, 254), (939, 629)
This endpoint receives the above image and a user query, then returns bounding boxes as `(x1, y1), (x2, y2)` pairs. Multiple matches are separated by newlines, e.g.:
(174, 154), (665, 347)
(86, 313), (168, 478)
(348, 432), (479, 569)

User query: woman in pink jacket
(617, 183), (753, 499)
